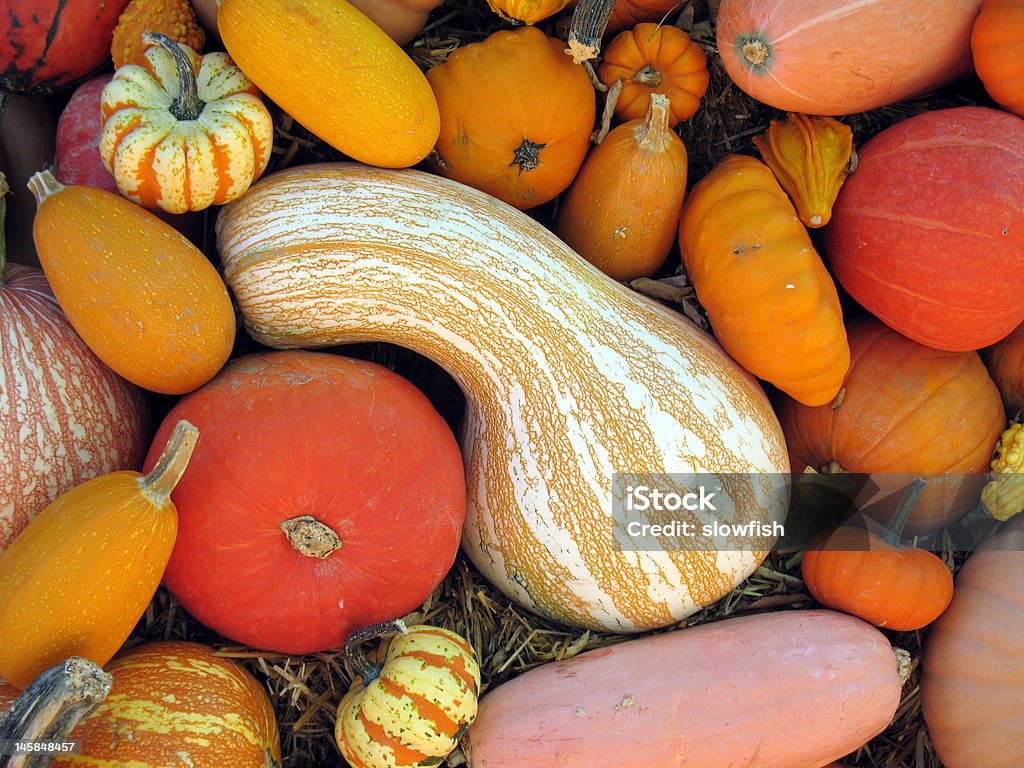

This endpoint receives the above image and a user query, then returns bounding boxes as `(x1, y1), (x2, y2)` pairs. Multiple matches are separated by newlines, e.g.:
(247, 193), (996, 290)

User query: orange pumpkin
(29, 170), (236, 395)
(678, 153), (849, 407)
(983, 322), (1024, 413)
(556, 93), (688, 280)
(426, 26), (597, 210)
(778, 318), (1006, 533)
(597, 23), (709, 127)
(971, 0), (1024, 117)
(111, 0), (206, 68)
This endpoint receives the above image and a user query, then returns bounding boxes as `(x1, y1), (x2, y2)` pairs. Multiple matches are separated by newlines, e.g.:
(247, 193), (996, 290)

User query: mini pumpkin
(335, 620), (481, 768)
(597, 23), (709, 127)
(100, 32), (273, 213)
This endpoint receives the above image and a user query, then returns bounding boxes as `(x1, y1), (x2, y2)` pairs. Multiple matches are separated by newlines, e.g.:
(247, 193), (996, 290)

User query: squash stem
(880, 477), (927, 546)
(0, 171), (8, 278)
(280, 515), (343, 558)
(566, 0), (616, 63)
(139, 419), (200, 505)
(637, 93), (672, 152)
(634, 65), (663, 88)
(26, 170), (64, 208)
(143, 31), (205, 121)
(343, 619), (409, 683)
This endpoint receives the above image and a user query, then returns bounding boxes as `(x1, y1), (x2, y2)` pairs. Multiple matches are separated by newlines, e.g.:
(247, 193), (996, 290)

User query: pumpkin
(981, 422), (1024, 521)
(752, 113), (854, 228)
(485, 0), (572, 24)
(715, 0), (983, 115)
(983, 322), (1024, 413)
(29, 169), (236, 394)
(777, 318), (1006, 533)
(606, 0), (693, 36)
(0, 174), (150, 553)
(346, 0), (448, 44)
(800, 478), (955, 631)
(215, 163), (791, 634)
(555, 93), (688, 281)
(0, 420), (197, 689)
(971, 0), (1024, 117)
(426, 26), (596, 210)
(921, 516), (1024, 768)
(100, 33), (273, 214)
(55, 75), (119, 194)
(596, 23), (709, 128)
(143, 351), (467, 655)
(465, 610), (902, 767)
(218, 0), (440, 169)
(0, 0), (131, 94)
(824, 106), (1024, 352)
(335, 620), (480, 768)
(678, 153), (850, 407)
(111, 0), (206, 68)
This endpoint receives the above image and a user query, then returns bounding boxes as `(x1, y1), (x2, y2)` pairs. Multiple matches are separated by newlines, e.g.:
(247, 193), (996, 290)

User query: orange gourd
(556, 93), (688, 281)
(485, 0), (572, 24)
(597, 23), (709, 127)
(218, 0), (440, 169)
(778, 318), (1006, 533)
(801, 479), (955, 631)
(0, 421), (197, 689)
(111, 0), (205, 68)
(971, 0), (1024, 117)
(29, 170), (236, 395)
(426, 27), (596, 210)
(678, 153), (849, 407)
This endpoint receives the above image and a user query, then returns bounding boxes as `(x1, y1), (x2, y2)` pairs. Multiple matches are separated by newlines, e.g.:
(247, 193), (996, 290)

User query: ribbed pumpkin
(49, 641), (283, 768)
(983, 322), (1024, 413)
(335, 621), (480, 768)
(100, 33), (273, 213)
(921, 517), (1024, 768)
(556, 93), (688, 281)
(218, 0), (440, 169)
(716, 0), (983, 114)
(0, 0), (131, 94)
(216, 163), (791, 634)
(110, 0), (206, 68)
(597, 23), (709, 127)
(0, 171), (150, 552)
(971, 0), (1024, 117)
(426, 26), (596, 210)
(0, 421), (197, 689)
(678, 153), (849, 407)
(824, 107), (1024, 352)
(778, 318), (1006, 533)
(29, 170), (235, 394)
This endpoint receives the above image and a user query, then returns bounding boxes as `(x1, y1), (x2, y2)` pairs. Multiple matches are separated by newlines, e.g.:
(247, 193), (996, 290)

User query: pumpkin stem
(280, 515), (343, 559)
(344, 619), (409, 683)
(0, 171), (8, 278)
(26, 169), (64, 208)
(139, 419), (200, 505)
(143, 31), (205, 121)
(637, 93), (672, 152)
(0, 657), (112, 763)
(739, 37), (772, 69)
(880, 477), (927, 546)
(509, 139), (547, 174)
(566, 0), (615, 63)
(634, 65), (663, 88)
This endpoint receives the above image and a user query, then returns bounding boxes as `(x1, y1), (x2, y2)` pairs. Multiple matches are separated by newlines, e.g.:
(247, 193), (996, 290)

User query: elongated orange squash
(29, 170), (235, 395)
(0, 421), (197, 689)
(465, 610), (903, 767)
(218, 0), (440, 169)
(216, 162), (791, 634)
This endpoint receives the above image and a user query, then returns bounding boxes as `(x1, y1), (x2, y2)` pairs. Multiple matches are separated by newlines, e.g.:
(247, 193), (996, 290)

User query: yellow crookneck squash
(100, 31), (273, 214)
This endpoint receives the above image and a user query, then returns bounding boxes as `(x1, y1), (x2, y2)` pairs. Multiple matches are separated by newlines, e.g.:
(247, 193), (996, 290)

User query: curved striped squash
(216, 163), (791, 634)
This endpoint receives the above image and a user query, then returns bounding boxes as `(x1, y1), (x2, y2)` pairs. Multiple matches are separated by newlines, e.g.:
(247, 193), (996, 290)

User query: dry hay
(129, 0), (1003, 766)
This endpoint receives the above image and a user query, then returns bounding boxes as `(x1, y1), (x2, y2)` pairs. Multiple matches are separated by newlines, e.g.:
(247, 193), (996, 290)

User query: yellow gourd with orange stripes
(335, 621), (480, 768)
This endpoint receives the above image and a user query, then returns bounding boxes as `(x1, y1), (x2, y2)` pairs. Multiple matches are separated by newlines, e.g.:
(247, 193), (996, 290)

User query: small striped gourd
(335, 621), (480, 768)
(216, 162), (791, 634)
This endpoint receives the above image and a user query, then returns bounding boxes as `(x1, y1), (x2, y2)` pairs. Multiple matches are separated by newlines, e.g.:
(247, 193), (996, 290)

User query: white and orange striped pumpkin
(99, 32), (273, 214)
(216, 163), (791, 634)
(336, 621), (480, 768)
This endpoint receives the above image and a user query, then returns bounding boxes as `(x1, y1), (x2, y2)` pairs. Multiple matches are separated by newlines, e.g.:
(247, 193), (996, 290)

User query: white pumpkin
(215, 163), (791, 633)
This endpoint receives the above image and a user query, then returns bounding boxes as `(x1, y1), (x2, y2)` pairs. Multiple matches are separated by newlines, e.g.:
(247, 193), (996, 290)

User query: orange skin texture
(971, 0), (1024, 117)
(824, 107), (1024, 352)
(427, 26), (596, 210)
(982, 322), (1024, 414)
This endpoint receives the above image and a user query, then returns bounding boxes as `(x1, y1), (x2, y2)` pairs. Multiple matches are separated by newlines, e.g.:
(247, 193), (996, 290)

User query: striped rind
(216, 163), (791, 633)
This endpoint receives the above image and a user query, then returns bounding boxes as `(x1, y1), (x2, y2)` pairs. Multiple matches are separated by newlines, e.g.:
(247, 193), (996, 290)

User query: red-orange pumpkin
(777, 318), (1005, 533)
(982, 322), (1024, 414)
(144, 350), (467, 655)
(971, 0), (1024, 117)
(825, 106), (1024, 352)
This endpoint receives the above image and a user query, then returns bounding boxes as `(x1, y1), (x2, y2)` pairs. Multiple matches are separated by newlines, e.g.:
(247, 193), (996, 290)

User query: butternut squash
(216, 162), (791, 634)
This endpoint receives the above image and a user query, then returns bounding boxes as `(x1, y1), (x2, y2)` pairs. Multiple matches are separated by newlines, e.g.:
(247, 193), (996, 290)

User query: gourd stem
(566, 0), (616, 63)
(139, 420), (200, 504)
(343, 619), (409, 683)
(0, 657), (112, 768)
(280, 515), (342, 558)
(0, 171), (8, 278)
(880, 477), (927, 547)
(143, 31), (205, 121)
(26, 170), (64, 208)
(637, 93), (672, 152)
